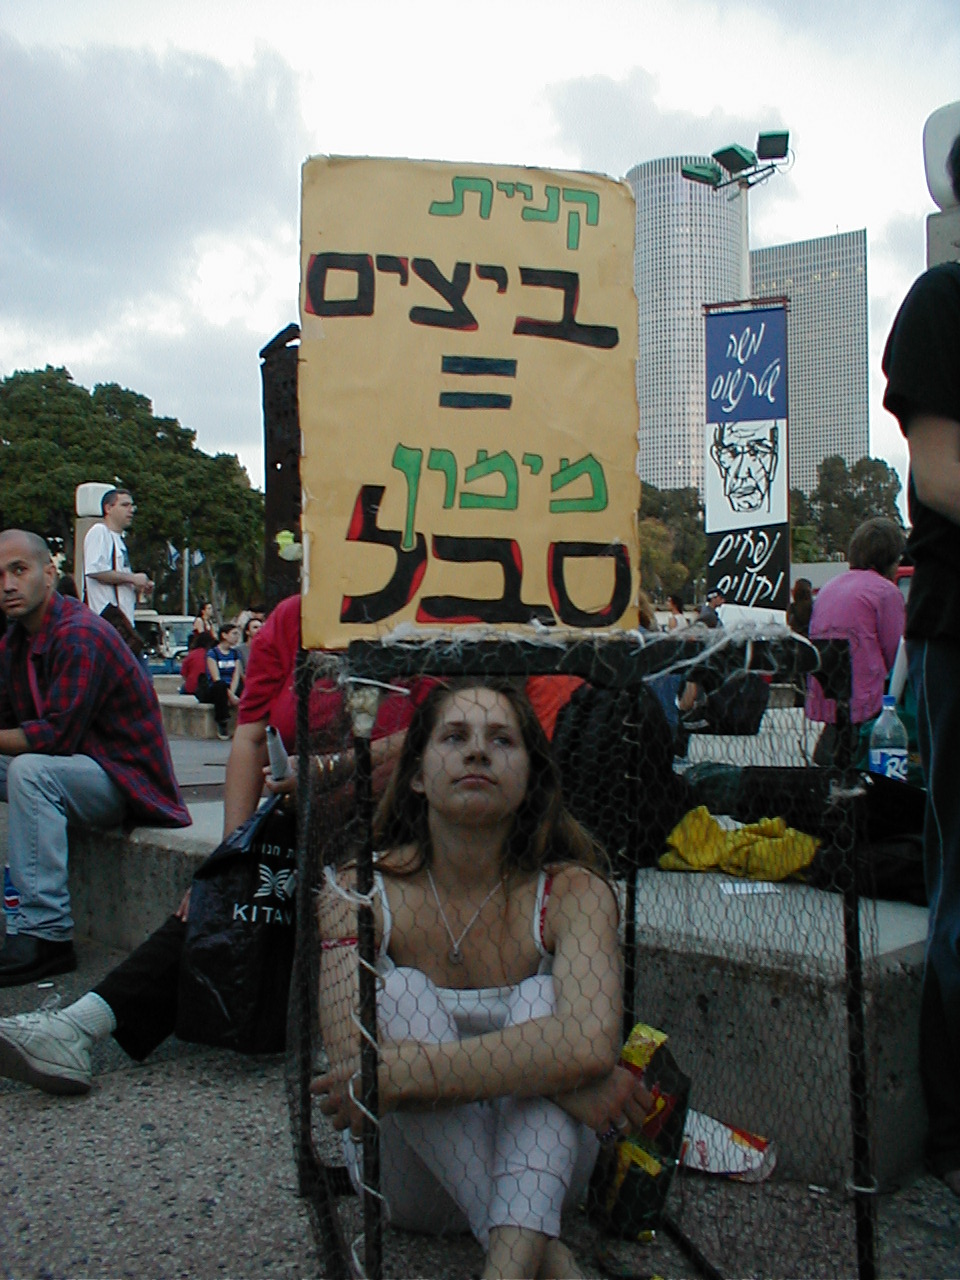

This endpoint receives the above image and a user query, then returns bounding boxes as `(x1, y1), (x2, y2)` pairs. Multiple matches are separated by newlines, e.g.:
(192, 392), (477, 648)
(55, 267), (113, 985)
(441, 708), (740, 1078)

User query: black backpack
(551, 683), (691, 870)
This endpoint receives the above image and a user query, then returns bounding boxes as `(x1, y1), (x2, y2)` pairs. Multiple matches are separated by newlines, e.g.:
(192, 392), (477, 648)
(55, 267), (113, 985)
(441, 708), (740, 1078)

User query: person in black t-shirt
(881, 129), (960, 1198)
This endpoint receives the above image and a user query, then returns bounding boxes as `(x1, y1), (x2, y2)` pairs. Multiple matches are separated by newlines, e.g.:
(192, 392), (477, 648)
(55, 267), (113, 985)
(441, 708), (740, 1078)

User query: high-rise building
(626, 156), (742, 493)
(628, 156), (869, 499)
(750, 230), (869, 494)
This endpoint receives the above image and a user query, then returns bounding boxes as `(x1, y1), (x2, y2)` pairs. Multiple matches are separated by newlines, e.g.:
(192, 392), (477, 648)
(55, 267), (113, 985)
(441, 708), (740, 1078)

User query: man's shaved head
(0, 529), (57, 633)
(0, 529), (52, 565)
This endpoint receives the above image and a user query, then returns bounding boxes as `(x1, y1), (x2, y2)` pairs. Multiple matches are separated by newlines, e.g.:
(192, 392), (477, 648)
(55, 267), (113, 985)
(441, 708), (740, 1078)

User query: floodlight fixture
(712, 144), (757, 175)
(680, 160), (723, 187)
(756, 131), (790, 161)
(680, 125), (792, 300)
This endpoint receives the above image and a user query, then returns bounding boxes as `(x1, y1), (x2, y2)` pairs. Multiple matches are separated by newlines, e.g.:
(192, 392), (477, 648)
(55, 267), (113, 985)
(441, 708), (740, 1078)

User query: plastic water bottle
(3, 865), (20, 919)
(868, 695), (909, 782)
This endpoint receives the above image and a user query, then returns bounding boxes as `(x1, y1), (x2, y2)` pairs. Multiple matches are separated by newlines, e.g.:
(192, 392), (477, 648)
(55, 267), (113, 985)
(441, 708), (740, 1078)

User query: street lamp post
(681, 131), (791, 299)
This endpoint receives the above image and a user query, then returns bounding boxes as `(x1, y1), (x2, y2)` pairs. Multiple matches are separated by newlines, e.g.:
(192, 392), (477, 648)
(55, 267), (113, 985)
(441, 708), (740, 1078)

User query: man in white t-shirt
(83, 489), (154, 623)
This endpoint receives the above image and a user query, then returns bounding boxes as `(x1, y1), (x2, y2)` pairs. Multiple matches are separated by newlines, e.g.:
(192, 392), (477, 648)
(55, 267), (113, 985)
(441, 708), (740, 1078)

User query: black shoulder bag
(176, 794), (298, 1054)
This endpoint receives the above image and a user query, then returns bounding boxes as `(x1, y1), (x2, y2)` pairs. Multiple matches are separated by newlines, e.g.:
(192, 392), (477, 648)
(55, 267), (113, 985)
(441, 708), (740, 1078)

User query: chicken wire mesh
(285, 627), (917, 1280)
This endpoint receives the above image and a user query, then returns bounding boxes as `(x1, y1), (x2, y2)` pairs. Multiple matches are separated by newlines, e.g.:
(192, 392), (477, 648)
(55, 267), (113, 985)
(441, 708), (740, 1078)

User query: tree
(638, 483), (705, 599)
(637, 517), (687, 597)
(0, 367), (264, 614)
(810, 454), (903, 558)
(789, 488), (824, 562)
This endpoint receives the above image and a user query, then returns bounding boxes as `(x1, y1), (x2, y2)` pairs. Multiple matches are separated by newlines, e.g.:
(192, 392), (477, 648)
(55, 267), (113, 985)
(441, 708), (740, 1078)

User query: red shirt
(525, 676), (585, 740)
(237, 595), (434, 751)
(179, 646), (209, 696)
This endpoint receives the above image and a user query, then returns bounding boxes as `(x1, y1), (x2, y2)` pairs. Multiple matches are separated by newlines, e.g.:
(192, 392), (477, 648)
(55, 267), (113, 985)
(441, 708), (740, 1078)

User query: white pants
(344, 966), (598, 1247)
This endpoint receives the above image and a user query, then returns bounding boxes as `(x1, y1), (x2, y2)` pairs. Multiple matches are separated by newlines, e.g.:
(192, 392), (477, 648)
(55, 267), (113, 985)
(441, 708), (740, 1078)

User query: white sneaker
(0, 1002), (93, 1095)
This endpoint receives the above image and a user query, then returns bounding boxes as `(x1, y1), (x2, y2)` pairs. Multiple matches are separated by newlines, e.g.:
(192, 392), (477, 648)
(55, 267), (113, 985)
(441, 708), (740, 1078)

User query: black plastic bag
(100, 602), (146, 658)
(176, 794), (297, 1053)
(704, 669), (770, 734)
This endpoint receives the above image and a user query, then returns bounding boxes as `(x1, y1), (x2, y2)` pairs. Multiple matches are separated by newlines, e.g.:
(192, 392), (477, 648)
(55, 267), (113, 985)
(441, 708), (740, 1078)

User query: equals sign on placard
(439, 356), (517, 410)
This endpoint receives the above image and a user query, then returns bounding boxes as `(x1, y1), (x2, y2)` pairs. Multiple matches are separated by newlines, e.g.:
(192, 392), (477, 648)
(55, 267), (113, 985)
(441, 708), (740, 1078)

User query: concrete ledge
(153, 674), (183, 696)
(632, 870), (927, 1187)
(66, 808), (927, 1188)
(158, 695), (236, 740)
(69, 802), (223, 950)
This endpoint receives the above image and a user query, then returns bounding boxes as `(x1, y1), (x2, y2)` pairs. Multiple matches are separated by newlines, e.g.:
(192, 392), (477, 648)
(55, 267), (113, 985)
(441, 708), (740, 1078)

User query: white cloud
(1, 0), (957, 507)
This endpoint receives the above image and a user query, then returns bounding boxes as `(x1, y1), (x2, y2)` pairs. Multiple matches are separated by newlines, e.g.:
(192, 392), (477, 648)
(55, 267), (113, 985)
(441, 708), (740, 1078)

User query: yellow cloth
(660, 806), (819, 880)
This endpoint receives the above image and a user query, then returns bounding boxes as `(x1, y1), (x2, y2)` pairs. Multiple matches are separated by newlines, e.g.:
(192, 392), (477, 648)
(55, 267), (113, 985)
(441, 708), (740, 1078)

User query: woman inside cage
(314, 679), (651, 1280)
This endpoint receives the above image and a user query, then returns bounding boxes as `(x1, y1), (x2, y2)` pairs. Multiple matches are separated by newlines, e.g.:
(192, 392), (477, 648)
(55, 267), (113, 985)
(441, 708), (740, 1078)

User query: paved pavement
(166, 734), (232, 805)
(1, 736), (959, 1277)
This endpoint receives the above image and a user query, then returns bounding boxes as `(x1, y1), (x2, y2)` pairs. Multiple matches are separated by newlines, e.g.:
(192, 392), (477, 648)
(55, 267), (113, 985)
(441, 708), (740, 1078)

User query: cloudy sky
(1, 0), (957, 495)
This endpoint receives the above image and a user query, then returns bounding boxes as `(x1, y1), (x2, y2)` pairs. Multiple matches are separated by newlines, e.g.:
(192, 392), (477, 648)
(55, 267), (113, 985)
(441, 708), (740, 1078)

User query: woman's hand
(555, 1064), (654, 1138)
(312, 1064), (366, 1136)
(262, 763), (297, 798)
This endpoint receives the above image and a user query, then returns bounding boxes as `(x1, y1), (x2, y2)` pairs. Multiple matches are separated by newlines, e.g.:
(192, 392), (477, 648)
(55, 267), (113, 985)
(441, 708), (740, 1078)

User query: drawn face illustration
(710, 421), (779, 513)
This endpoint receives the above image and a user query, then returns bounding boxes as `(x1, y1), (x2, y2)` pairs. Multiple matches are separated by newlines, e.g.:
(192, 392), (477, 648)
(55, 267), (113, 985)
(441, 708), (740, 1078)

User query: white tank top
(373, 867), (554, 1036)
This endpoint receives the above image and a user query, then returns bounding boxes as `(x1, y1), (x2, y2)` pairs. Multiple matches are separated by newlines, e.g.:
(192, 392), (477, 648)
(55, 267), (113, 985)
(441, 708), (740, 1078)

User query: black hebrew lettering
(547, 541), (632, 627)
(513, 268), (618, 349)
(476, 264), (508, 293)
(705, 526), (789, 611)
(304, 253), (375, 317)
(375, 255), (409, 285)
(409, 259), (478, 330)
(417, 536), (554, 625)
(339, 486), (428, 623)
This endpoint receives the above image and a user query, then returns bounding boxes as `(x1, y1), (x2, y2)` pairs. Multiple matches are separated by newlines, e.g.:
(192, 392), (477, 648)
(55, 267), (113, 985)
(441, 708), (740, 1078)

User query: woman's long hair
(372, 678), (606, 882)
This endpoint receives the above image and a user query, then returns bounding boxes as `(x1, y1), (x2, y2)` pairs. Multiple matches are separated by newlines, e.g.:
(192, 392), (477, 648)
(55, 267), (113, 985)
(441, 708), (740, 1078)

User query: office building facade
(628, 155), (869, 498)
(750, 230), (869, 494)
(626, 156), (742, 493)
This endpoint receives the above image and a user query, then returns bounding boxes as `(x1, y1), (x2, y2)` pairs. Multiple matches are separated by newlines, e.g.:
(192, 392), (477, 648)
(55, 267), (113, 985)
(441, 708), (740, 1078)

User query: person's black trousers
(93, 915), (186, 1061)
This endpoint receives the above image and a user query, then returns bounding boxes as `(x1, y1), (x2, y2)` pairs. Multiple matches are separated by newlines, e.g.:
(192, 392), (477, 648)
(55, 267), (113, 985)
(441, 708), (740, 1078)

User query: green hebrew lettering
(429, 177), (494, 219)
(562, 189), (600, 250)
(549, 453), (609, 513)
(460, 449), (519, 510)
(427, 448), (458, 508)
(496, 182), (516, 197)
(515, 183), (534, 201)
(392, 444), (423, 550)
(521, 185), (560, 224)
(522, 453), (544, 475)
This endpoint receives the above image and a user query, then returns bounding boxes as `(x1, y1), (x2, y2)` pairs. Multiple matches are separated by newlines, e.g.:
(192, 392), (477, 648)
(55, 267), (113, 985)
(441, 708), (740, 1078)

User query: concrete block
(631, 871), (927, 1188)
(152, 674), (183, 696)
(158, 695), (235, 740)
(68, 803), (224, 950)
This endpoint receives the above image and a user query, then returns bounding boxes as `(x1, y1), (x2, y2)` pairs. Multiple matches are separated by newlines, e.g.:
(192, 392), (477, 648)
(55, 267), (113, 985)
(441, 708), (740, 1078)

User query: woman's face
(202, 603), (212, 620)
(247, 618), (263, 640)
(412, 687), (531, 829)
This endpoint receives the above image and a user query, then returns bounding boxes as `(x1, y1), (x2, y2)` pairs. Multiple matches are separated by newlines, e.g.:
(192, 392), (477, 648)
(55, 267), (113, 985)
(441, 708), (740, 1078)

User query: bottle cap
(882, 694), (897, 709)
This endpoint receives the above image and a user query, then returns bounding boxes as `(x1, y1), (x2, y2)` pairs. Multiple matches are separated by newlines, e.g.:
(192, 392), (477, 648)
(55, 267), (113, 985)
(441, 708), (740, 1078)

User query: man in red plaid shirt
(0, 529), (190, 987)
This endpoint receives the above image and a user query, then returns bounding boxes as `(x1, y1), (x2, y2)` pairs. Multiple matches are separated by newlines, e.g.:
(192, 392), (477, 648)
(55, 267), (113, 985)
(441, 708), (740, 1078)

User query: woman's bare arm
(313, 865), (623, 1128)
(222, 719), (268, 837)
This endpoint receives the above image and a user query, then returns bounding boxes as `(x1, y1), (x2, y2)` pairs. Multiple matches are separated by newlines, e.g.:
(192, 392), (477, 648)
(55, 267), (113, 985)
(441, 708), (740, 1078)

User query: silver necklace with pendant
(426, 867), (502, 965)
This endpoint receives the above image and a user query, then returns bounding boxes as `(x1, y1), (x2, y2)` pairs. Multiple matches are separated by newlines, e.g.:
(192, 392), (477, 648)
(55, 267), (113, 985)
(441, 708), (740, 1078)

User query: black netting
(286, 627), (921, 1280)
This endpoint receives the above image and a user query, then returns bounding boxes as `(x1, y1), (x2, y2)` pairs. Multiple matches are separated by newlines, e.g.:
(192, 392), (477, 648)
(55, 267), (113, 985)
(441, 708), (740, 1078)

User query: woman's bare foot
(538, 1238), (584, 1279)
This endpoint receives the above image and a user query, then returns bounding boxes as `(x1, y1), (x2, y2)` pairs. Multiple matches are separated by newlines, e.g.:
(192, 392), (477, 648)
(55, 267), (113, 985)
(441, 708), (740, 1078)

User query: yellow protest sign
(298, 155), (639, 649)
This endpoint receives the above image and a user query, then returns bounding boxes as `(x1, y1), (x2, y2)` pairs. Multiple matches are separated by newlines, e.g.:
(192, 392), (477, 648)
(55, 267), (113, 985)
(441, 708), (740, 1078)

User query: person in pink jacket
(805, 517), (906, 765)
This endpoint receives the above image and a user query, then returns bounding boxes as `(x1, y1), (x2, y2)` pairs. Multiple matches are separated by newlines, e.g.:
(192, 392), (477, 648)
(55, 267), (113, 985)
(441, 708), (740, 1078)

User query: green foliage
(807, 454), (903, 558)
(0, 367), (264, 615)
(638, 483), (705, 599)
